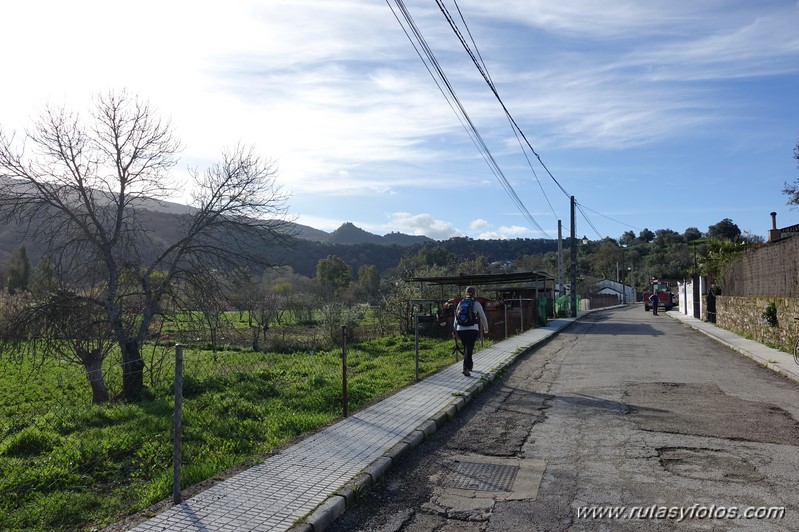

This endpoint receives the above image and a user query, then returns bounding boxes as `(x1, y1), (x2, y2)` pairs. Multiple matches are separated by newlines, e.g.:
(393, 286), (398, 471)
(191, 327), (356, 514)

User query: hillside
(292, 223), (329, 242)
(0, 206), (556, 278)
(324, 222), (433, 246)
(325, 222), (385, 245)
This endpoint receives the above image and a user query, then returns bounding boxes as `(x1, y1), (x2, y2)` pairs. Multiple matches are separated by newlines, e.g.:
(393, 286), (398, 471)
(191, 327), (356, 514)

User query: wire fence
(2, 293), (631, 529)
(0, 315), (456, 531)
(0, 288), (636, 530)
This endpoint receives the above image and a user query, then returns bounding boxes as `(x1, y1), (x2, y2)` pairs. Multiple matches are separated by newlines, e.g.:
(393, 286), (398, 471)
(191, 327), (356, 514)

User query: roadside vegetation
(0, 92), (793, 531)
(0, 217), (768, 531)
(0, 319), (470, 531)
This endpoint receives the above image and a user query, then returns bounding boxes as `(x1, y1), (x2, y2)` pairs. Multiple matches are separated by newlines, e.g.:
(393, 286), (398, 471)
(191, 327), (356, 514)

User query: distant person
(453, 286), (489, 376)
(649, 292), (659, 315)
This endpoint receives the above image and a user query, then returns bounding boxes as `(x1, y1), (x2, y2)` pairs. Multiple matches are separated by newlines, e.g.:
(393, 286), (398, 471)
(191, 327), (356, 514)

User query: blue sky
(1, 1), (798, 242)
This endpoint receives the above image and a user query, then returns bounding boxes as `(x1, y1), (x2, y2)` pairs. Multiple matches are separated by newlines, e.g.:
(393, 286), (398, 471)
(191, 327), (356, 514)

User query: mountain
(288, 222), (434, 247)
(291, 222), (329, 242)
(382, 231), (434, 246)
(0, 190), (551, 279)
(322, 222), (433, 246)
(131, 197), (197, 215)
(0, 180), (424, 249)
(0, 209), (428, 268)
(325, 222), (384, 245)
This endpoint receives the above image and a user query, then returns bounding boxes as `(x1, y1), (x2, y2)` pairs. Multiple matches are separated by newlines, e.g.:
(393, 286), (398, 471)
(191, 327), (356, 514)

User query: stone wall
(717, 295), (799, 353)
(712, 235), (799, 353)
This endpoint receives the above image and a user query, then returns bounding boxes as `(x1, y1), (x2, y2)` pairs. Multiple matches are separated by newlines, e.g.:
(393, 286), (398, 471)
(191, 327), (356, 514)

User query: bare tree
(250, 292), (284, 351)
(0, 91), (294, 401)
(0, 289), (115, 404)
(182, 269), (232, 359)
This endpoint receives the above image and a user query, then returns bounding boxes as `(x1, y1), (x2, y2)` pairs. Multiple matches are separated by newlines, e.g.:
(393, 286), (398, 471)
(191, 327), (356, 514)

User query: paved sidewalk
(130, 317), (577, 532)
(667, 310), (799, 384)
(129, 309), (799, 532)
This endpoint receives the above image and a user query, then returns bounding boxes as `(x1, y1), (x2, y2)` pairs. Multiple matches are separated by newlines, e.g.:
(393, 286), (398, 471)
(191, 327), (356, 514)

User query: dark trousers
(457, 329), (479, 371)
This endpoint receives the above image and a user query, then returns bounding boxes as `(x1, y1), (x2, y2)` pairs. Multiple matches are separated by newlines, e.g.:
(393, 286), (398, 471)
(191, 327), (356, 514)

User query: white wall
(676, 278), (706, 318)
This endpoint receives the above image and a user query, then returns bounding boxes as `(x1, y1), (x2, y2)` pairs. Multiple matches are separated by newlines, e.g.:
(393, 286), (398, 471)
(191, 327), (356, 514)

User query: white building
(594, 279), (636, 304)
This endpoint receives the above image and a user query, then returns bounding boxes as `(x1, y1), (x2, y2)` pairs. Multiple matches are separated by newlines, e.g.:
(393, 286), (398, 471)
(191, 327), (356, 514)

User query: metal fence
(0, 318), (452, 530)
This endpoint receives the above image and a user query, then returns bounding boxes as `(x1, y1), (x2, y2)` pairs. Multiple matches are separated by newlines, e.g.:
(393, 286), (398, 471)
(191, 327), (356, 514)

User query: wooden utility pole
(570, 196), (577, 317)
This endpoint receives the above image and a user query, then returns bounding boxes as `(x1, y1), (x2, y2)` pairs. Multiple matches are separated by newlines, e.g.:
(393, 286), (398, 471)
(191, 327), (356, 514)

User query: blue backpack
(456, 298), (477, 326)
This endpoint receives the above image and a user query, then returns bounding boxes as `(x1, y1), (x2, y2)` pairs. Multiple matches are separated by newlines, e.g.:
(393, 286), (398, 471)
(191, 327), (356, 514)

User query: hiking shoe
(462, 370), (471, 377)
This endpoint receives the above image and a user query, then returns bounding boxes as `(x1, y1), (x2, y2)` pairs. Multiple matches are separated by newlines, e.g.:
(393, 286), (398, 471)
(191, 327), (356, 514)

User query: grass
(0, 332), (472, 531)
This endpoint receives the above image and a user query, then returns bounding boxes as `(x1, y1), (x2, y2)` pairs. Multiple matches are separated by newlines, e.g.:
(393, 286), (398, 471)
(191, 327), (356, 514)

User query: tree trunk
(78, 347), (110, 404)
(121, 338), (145, 402)
(252, 320), (269, 352)
(86, 359), (109, 404)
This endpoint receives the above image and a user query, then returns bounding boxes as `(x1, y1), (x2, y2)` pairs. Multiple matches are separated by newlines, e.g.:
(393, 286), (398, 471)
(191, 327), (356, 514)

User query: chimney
(768, 212), (781, 242)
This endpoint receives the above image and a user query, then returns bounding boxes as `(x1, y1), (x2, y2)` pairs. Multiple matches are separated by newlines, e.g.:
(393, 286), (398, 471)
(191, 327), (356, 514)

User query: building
(594, 279), (636, 304)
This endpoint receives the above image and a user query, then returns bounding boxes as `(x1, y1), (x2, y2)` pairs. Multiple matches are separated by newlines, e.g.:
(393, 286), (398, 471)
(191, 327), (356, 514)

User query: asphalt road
(327, 305), (799, 531)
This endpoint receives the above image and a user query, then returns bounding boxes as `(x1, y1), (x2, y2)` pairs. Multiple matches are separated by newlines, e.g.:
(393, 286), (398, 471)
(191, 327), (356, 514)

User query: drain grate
(446, 461), (519, 492)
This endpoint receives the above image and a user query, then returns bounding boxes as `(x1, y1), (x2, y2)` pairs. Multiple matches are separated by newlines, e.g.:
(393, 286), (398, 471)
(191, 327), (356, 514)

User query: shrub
(762, 302), (778, 327)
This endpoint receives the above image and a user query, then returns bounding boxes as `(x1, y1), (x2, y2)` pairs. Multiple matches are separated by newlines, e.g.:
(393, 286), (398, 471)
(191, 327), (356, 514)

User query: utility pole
(620, 245), (627, 304)
(570, 196), (577, 317)
(557, 220), (564, 297)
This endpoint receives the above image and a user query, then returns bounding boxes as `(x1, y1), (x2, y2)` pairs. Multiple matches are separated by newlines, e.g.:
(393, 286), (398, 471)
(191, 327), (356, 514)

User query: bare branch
(0, 93), (295, 401)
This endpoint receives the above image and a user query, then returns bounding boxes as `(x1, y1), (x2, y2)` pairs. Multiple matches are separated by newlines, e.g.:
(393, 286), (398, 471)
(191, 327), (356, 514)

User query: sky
(1, 0), (798, 243)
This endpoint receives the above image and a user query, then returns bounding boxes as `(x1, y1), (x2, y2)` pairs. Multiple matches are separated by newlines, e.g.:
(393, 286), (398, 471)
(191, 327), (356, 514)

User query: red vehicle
(643, 279), (677, 312)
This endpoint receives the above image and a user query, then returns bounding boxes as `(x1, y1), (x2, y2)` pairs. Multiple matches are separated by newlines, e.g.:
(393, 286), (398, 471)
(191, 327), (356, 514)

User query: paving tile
(130, 323), (570, 531)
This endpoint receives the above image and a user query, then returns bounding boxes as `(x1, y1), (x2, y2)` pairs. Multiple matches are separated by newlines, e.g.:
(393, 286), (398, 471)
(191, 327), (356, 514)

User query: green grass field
(0, 333), (470, 531)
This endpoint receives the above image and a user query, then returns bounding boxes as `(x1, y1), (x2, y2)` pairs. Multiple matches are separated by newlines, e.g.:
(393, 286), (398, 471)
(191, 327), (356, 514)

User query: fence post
(341, 326), (348, 418)
(504, 302), (508, 339)
(173, 344), (184, 505)
(414, 312), (419, 383)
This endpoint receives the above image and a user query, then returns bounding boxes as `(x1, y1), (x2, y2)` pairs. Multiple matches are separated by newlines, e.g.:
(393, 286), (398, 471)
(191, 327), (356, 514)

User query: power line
(386, 0), (549, 237)
(390, 1), (632, 242)
(437, 0), (570, 199)
(444, 0), (560, 222)
(575, 201), (603, 240)
(439, 0), (640, 242)
(577, 202), (641, 234)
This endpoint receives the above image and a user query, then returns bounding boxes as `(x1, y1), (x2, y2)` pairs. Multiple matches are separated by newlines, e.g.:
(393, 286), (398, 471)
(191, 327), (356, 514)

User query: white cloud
(469, 219), (490, 230)
(1, 0), (796, 243)
(478, 225), (534, 240)
(499, 225), (532, 236)
(384, 212), (462, 240)
(468, 0), (679, 39)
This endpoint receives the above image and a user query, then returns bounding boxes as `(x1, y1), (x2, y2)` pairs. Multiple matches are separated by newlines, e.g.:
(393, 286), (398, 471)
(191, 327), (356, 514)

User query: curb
(291, 316), (582, 531)
(294, 305), (797, 531)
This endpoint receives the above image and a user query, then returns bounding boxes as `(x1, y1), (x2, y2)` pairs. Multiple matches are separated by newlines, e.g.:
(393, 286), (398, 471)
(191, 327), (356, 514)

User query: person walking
(453, 286), (489, 376)
(649, 292), (659, 315)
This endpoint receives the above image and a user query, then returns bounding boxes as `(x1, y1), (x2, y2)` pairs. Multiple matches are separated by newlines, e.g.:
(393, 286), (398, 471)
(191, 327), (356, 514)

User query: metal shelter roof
(408, 271), (555, 287)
